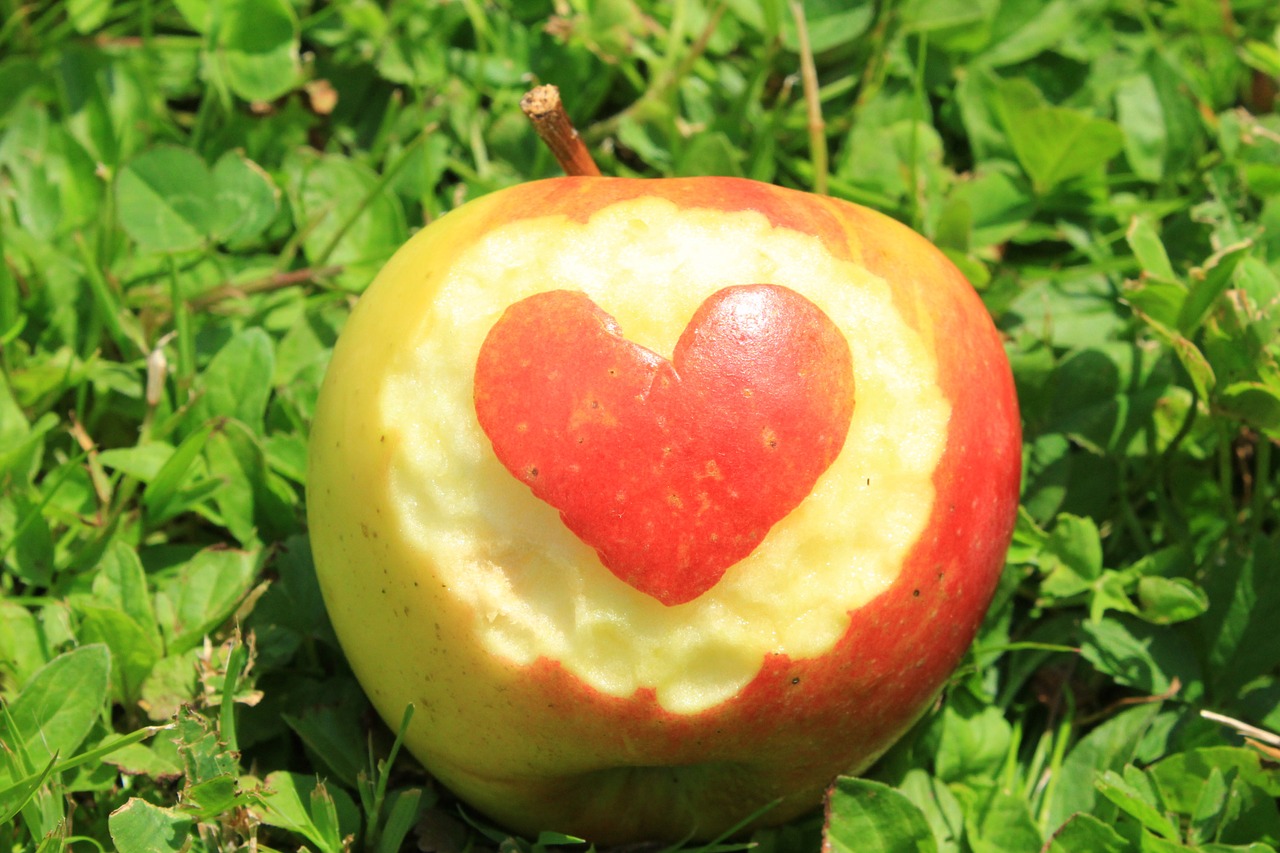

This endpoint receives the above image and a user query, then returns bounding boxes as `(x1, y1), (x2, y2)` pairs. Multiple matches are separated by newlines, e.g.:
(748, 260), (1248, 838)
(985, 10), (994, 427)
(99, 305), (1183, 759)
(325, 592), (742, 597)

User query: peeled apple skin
(306, 177), (1022, 842)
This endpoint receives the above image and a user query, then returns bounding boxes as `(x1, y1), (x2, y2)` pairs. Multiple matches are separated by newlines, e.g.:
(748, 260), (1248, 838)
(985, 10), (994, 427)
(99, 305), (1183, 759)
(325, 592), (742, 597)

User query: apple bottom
(357, 545), (990, 844)
(434, 749), (788, 842)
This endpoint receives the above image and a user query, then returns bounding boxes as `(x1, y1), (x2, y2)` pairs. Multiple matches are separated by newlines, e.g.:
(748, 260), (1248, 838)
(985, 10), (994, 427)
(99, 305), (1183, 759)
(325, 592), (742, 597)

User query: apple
(306, 176), (1021, 842)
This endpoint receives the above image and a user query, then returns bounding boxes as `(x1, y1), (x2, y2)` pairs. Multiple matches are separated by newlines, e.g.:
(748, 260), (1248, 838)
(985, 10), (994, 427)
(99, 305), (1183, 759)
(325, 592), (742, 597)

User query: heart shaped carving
(473, 285), (855, 606)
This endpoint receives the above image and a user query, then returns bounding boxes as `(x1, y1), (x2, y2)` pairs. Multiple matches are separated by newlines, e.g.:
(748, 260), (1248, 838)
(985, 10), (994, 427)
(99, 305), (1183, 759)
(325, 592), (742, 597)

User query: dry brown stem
(521, 84), (602, 177)
(790, 0), (827, 196)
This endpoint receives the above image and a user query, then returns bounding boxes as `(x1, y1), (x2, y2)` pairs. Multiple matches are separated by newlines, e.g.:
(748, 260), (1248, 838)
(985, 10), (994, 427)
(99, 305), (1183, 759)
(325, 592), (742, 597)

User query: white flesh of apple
(379, 198), (951, 714)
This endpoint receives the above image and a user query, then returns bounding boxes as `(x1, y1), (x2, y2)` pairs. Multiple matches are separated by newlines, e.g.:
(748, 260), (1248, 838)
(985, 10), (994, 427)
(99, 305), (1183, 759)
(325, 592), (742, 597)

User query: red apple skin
(307, 177), (1022, 842)
(473, 284), (856, 606)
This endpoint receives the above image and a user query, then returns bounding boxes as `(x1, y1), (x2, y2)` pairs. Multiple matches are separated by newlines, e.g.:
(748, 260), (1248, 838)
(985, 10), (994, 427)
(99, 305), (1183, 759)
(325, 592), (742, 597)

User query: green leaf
(93, 541), (162, 644)
(67, 0), (113, 34)
(214, 0), (301, 102)
(203, 424), (266, 546)
(246, 534), (332, 645)
(250, 771), (359, 853)
(172, 0), (210, 31)
(185, 774), (252, 819)
(1125, 277), (1187, 331)
(898, 768), (964, 851)
(1006, 274), (1127, 351)
(1150, 747), (1280, 813)
(1116, 74), (1168, 183)
(1189, 766), (1232, 846)
(994, 78), (1125, 193)
(2, 491), (55, 586)
(1198, 538), (1280, 698)
(0, 645), (110, 775)
(0, 756), (57, 828)
(115, 145), (217, 253)
(0, 57), (42, 121)
(982, 0), (1101, 68)
(76, 605), (162, 705)
(1177, 242), (1250, 336)
(1241, 39), (1280, 77)
(171, 705), (240, 785)
(309, 779), (343, 853)
(1080, 616), (1201, 696)
(1039, 514), (1104, 599)
(0, 370), (55, 484)
(1044, 813), (1129, 853)
(1219, 380), (1280, 432)
(676, 132), (744, 178)
(97, 443), (179, 483)
(101, 739), (184, 781)
(1095, 768), (1180, 840)
(1126, 216), (1177, 283)
(138, 652), (200, 723)
(1047, 704), (1164, 829)
(153, 547), (260, 654)
(1135, 576), (1209, 625)
(108, 798), (193, 853)
(142, 425), (214, 526)
(781, 1), (874, 52)
(534, 830), (588, 845)
(290, 151), (407, 290)
(281, 696), (366, 789)
(968, 791), (1042, 853)
(935, 693), (1013, 783)
(1137, 830), (1190, 853)
(898, 0), (994, 38)
(205, 420), (297, 546)
(825, 777), (939, 853)
(211, 150), (280, 244)
(841, 119), (949, 213)
(1130, 306), (1217, 400)
(191, 328), (275, 432)
(949, 167), (1033, 250)
(0, 600), (47, 692)
(375, 788), (425, 853)
(0, 724), (166, 808)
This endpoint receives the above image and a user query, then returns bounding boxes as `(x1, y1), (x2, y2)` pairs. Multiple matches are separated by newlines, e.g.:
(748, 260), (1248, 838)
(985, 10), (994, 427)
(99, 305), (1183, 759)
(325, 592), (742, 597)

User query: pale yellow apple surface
(312, 195), (949, 717)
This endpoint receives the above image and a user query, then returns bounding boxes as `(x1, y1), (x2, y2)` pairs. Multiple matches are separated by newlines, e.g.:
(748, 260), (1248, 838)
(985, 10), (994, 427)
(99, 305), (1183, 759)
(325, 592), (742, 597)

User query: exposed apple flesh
(306, 177), (1022, 842)
(474, 285), (855, 606)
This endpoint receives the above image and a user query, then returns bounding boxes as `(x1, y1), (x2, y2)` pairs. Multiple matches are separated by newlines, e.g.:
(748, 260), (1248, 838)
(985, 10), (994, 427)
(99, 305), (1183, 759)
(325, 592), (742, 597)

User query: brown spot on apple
(473, 284), (855, 606)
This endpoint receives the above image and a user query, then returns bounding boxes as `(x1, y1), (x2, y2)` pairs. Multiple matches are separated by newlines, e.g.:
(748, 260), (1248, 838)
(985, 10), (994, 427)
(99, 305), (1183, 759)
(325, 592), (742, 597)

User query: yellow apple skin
(307, 177), (1022, 842)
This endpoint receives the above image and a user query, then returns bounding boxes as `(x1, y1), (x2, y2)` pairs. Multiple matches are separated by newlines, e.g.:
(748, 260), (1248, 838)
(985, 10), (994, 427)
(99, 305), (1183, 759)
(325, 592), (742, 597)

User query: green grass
(2, 0), (1280, 850)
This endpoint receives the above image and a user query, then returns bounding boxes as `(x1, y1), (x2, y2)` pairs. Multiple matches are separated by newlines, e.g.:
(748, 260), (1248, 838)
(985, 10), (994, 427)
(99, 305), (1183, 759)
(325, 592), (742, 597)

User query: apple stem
(521, 85), (602, 178)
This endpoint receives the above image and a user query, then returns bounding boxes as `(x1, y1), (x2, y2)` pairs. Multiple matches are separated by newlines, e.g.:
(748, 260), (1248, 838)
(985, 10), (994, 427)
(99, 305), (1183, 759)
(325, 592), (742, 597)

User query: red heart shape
(474, 285), (855, 606)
